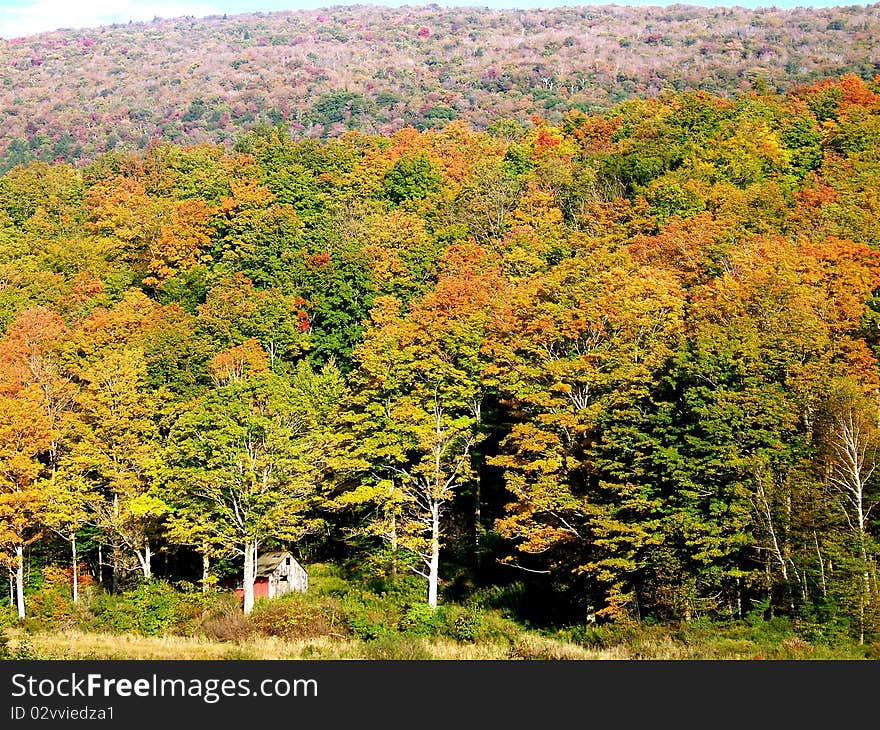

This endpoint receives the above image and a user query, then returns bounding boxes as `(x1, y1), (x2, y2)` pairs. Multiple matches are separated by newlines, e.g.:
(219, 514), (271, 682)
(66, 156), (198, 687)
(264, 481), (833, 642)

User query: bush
(198, 595), (254, 642)
(87, 581), (185, 636)
(0, 603), (19, 629)
(0, 634), (37, 660)
(468, 582), (526, 615)
(451, 607), (481, 642)
(569, 622), (641, 650)
(250, 595), (345, 640)
(200, 612), (253, 643)
(11, 638), (37, 660)
(26, 585), (75, 628)
(346, 611), (393, 641)
(398, 603), (443, 637)
(507, 635), (589, 660)
(474, 613), (522, 646)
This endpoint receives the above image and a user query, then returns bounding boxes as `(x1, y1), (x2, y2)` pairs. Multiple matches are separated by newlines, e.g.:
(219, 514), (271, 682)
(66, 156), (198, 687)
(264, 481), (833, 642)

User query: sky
(0, 0), (862, 39)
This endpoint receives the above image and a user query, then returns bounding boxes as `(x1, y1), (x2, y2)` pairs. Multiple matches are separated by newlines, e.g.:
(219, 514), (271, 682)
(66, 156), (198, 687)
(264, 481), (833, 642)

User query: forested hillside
(1, 4), (879, 171)
(2, 74), (880, 649)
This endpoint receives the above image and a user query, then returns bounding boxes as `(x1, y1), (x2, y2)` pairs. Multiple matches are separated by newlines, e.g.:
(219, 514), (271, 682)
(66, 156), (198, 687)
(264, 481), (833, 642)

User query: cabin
(232, 551), (308, 600)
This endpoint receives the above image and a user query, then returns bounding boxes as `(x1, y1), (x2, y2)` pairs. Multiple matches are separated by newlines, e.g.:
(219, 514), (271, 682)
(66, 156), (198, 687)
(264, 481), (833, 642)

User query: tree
(383, 154), (442, 204)
(84, 175), (165, 271)
(486, 246), (686, 619)
(41, 469), (93, 602)
(196, 274), (310, 371)
(144, 198), (214, 286)
(0, 307), (72, 615)
(0, 307), (75, 476)
(453, 159), (521, 243)
(342, 350), (477, 607)
(669, 235), (880, 620)
(0, 386), (51, 617)
(340, 252), (502, 606)
(209, 178), (303, 289)
(69, 349), (165, 582)
(164, 362), (343, 613)
(820, 380), (880, 643)
(340, 306), (473, 607)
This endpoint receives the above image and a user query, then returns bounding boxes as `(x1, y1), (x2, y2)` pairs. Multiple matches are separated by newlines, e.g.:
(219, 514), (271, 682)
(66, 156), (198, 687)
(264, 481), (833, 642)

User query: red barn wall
(233, 578), (270, 601)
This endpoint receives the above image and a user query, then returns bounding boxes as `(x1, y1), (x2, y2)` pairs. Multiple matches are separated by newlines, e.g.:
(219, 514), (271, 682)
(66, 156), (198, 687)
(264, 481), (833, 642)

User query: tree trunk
(202, 550), (210, 594)
(475, 477), (481, 554)
(71, 533), (79, 604)
(15, 544), (25, 619)
(137, 541), (152, 581)
(243, 540), (256, 615)
(859, 537), (868, 646)
(428, 502), (440, 609)
(814, 532), (827, 600)
(472, 397), (482, 558)
(390, 513), (398, 581)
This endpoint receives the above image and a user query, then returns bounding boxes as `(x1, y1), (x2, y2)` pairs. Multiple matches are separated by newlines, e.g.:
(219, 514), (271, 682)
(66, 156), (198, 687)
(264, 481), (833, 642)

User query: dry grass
(3, 629), (355, 660)
(508, 634), (625, 660)
(2, 628), (603, 661)
(7, 626), (851, 661)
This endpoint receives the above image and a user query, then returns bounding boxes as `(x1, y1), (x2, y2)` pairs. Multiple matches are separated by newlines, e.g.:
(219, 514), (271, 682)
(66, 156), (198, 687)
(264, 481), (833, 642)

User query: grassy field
(1, 628), (608, 660)
(1, 563), (874, 660)
(2, 624), (871, 661)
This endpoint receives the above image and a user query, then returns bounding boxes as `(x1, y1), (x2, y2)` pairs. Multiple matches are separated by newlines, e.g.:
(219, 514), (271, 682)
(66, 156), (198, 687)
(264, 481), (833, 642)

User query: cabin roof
(255, 551), (304, 578)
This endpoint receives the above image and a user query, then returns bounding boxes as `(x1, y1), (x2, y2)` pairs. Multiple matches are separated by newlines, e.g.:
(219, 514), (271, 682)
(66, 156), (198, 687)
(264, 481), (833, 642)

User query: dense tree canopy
(2, 76), (880, 639)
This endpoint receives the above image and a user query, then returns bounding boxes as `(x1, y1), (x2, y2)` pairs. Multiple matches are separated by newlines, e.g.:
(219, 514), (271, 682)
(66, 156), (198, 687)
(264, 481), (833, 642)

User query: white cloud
(0, 0), (219, 38)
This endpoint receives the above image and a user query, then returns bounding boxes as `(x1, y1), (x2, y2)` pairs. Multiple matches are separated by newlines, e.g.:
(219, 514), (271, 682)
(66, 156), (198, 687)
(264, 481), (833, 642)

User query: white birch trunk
(428, 502), (440, 609)
(243, 540), (257, 615)
(390, 512), (398, 580)
(15, 544), (25, 619)
(136, 541), (152, 581)
(71, 533), (78, 604)
(827, 405), (877, 644)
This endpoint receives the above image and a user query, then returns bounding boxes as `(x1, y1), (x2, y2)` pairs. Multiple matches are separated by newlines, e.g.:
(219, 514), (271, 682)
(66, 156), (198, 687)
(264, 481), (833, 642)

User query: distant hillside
(1, 4), (878, 170)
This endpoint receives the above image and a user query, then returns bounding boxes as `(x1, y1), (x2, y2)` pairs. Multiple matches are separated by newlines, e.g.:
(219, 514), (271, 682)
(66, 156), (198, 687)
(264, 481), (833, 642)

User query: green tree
(164, 362), (343, 613)
(339, 277), (492, 607)
(69, 349), (166, 582)
(383, 154), (442, 204)
(486, 246), (686, 619)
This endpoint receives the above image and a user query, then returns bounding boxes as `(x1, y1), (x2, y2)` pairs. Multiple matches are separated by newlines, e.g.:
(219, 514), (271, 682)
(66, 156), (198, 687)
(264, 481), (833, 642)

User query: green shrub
(451, 607), (481, 642)
(87, 581), (184, 636)
(474, 612), (522, 646)
(0, 633), (37, 661)
(468, 582), (526, 615)
(0, 604), (18, 629)
(1, 637), (38, 660)
(346, 613), (393, 641)
(569, 622), (640, 650)
(336, 590), (401, 641)
(399, 603), (439, 637)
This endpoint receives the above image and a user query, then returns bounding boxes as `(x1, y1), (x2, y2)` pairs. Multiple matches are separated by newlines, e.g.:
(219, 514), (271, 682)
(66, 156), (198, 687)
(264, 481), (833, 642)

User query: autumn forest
(2, 22), (880, 657)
